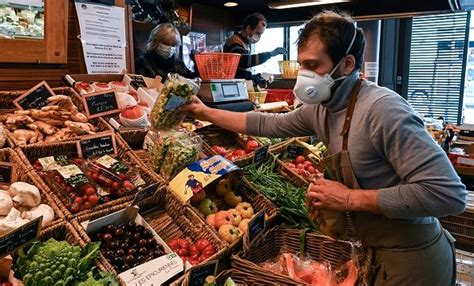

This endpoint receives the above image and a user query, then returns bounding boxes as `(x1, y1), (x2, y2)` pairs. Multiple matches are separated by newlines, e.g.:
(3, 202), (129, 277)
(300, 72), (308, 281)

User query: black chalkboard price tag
(0, 163), (13, 185)
(188, 260), (218, 286)
(253, 145), (269, 164)
(247, 210), (266, 246)
(77, 133), (117, 159)
(13, 81), (56, 110)
(128, 75), (148, 91)
(132, 183), (159, 205)
(283, 144), (306, 160)
(0, 216), (42, 258)
(82, 90), (120, 119)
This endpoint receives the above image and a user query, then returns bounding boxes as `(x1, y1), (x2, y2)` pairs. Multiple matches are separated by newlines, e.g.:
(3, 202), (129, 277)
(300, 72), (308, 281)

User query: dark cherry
(104, 225), (115, 233)
(136, 225), (145, 233)
(128, 248), (137, 256)
(136, 255), (145, 262)
(147, 238), (157, 247)
(132, 233), (141, 242)
(139, 247), (147, 255)
(126, 221), (136, 230)
(122, 243), (129, 250)
(115, 228), (124, 238)
(102, 233), (112, 241)
(109, 242), (118, 250)
(138, 239), (147, 247)
(116, 249), (125, 257)
(104, 250), (114, 258)
(143, 229), (153, 239)
(95, 232), (103, 241)
(156, 244), (165, 253)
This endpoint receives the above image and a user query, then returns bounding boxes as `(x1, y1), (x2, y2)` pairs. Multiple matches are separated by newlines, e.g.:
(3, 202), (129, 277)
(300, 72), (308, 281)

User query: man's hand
(271, 47), (287, 57)
(180, 96), (211, 121)
(307, 179), (351, 211)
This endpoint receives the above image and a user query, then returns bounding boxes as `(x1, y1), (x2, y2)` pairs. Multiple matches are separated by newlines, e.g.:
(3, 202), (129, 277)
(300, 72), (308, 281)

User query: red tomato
(83, 201), (93, 209)
(118, 173), (128, 180)
(295, 155), (305, 164)
(212, 145), (227, 156)
(70, 203), (80, 213)
(245, 140), (259, 152)
(111, 181), (120, 191)
(298, 169), (310, 177)
(74, 197), (83, 205)
(176, 248), (189, 257)
(167, 238), (180, 251)
(123, 181), (135, 192)
(296, 163), (305, 170)
(304, 160), (313, 167)
(84, 186), (96, 196)
(88, 195), (99, 205)
(178, 238), (191, 251)
(232, 149), (247, 157)
(307, 166), (316, 174)
(121, 105), (143, 119)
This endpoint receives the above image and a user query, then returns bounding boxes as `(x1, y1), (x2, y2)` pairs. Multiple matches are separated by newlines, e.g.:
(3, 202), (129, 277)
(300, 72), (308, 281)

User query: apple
(190, 190), (206, 205)
(224, 192), (242, 208)
(228, 209), (242, 226)
(199, 199), (218, 216)
(216, 179), (232, 197)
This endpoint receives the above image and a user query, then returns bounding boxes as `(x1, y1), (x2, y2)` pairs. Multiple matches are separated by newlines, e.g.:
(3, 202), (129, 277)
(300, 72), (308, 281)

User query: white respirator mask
(157, 43), (177, 59)
(293, 27), (357, 105)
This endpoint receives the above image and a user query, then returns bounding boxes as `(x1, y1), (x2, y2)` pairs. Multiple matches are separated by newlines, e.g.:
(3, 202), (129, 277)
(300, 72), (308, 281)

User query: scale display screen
(222, 84), (239, 98)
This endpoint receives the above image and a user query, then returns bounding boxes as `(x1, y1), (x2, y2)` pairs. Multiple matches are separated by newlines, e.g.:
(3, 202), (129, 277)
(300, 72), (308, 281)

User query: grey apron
(319, 79), (457, 286)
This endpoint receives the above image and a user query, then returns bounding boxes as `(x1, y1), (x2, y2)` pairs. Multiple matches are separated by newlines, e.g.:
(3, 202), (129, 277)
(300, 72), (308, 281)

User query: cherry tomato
(84, 186), (96, 196)
(286, 163), (296, 169)
(83, 201), (93, 209)
(123, 181), (134, 192)
(118, 173), (128, 180)
(111, 181), (120, 191)
(307, 166), (316, 174)
(295, 155), (305, 164)
(70, 203), (80, 213)
(232, 149), (247, 157)
(66, 186), (75, 193)
(298, 169), (310, 177)
(304, 160), (313, 167)
(74, 197), (83, 205)
(88, 195), (99, 205)
(245, 140), (259, 152)
(296, 163), (305, 170)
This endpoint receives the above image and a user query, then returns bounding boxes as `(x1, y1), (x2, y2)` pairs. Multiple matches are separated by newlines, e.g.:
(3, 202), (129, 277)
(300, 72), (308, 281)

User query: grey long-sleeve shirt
(247, 71), (467, 224)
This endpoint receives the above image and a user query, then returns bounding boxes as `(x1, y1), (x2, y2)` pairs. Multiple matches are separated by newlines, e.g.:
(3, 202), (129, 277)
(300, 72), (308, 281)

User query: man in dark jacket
(224, 13), (286, 85)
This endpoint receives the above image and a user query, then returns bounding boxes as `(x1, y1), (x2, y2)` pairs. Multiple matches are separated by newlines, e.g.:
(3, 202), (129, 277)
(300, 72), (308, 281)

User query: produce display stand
(0, 148), (65, 230)
(232, 226), (372, 286)
(16, 135), (165, 219)
(0, 87), (113, 148)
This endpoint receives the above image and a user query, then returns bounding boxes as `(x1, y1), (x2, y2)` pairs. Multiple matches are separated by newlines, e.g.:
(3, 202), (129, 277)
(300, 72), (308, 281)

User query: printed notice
(75, 1), (126, 74)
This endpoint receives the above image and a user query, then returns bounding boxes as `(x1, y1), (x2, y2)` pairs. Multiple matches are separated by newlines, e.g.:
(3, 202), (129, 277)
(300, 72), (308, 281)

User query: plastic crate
(266, 89), (295, 105)
(457, 250), (474, 286)
(194, 53), (240, 80)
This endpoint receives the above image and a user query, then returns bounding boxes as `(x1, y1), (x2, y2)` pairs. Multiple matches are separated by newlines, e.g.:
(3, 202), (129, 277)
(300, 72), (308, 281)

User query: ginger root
(10, 129), (37, 145)
(35, 121), (58, 136)
(64, 120), (97, 135)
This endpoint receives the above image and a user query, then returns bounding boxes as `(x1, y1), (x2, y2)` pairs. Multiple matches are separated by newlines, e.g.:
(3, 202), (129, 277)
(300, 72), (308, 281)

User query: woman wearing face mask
(223, 13), (286, 85)
(183, 11), (466, 285)
(135, 23), (196, 82)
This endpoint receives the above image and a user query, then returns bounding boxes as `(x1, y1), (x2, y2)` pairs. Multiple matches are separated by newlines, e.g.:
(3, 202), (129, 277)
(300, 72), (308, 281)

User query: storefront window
(289, 24), (304, 60)
(0, 0), (44, 40)
(253, 27), (284, 75)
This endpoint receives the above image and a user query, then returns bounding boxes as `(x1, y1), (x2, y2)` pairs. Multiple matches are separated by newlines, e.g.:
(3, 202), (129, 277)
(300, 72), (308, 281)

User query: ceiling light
(224, 2), (239, 7)
(269, 0), (350, 9)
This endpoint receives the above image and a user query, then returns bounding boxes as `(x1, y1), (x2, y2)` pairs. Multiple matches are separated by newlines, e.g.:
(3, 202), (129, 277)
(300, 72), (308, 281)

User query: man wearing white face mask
(136, 23), (196, 81)
(223, 13), (286, 85)
(183, 10), (467, 285)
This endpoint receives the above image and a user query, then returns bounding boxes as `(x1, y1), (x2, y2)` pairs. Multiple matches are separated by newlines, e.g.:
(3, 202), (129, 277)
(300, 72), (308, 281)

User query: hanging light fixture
(268, 0), (351, 9)
(224, 1), (239, 7)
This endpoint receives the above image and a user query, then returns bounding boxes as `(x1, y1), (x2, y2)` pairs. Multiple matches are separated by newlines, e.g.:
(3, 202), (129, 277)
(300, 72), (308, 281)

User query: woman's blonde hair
(147, 23), (181, 51)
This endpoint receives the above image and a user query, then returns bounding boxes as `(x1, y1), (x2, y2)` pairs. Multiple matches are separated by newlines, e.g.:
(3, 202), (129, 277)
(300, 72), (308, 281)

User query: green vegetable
(14, 238), (117, 286)
(149, 73), (197, 130)
(75, 271), (119, 286)
(243, 158), (319, 230)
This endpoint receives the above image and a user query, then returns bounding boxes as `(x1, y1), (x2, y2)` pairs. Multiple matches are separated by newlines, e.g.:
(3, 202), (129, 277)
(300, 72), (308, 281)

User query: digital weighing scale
(199, 79), (254, 112)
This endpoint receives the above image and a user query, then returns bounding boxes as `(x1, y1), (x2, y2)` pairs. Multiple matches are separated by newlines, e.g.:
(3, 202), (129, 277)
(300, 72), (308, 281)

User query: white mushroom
(21, 204), (55, 226)
(8, 182), (41, 208)
(0, 191), (12, 216)
(0, 208), (29, 236)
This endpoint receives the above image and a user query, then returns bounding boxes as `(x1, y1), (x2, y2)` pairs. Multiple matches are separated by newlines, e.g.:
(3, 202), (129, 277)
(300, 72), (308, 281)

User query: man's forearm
(204, 108), (247, 134)
(348, 189), (380, 214)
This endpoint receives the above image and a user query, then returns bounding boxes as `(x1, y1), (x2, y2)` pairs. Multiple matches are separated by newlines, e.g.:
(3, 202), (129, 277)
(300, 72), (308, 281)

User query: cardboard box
(82, 206), (184, 286)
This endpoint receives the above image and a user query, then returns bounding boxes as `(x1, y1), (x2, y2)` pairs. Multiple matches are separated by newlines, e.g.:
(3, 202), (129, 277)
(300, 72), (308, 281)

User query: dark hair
(297, 11), (365, 70)
(242, 13), (267, 30)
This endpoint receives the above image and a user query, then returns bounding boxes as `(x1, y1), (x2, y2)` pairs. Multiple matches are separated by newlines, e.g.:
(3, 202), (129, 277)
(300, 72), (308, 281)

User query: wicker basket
(15, 221), (112, 282)
(0, 87), (113, 148)
(72, 188), (228, 285)
(187, 171), (278, 252)
(232, 226), (371, 286)
(0, 148), (64, 229)
(15, 135), (165, 219)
